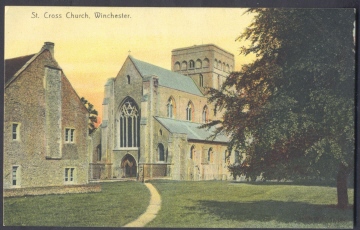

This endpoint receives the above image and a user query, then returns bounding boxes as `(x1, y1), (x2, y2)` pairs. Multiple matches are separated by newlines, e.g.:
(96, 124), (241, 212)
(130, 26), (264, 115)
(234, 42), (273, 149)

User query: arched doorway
(121, 154), (137, 178)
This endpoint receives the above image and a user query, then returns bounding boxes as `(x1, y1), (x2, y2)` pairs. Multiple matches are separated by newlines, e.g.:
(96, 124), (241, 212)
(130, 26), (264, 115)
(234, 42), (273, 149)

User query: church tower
(171, 44), (235, 93)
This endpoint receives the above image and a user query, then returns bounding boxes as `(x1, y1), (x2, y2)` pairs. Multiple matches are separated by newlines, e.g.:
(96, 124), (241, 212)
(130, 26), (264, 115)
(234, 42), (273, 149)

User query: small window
(202, 106), (208, 123)
(208, 148), (213, 163)
(65, 167), (75, 183)
(158, 144), (165, 162)
(12, 123), (20, 140)
(127, 75), (131, 84)
(199, 74), (204, 87)
(186, 101), (194, 121)
(65, 128), (75, 143)
(97, 144), (101, 161)
(190, 145), (195, 159)
(159, 129), (163, 136)
(167, 97), (176, 118)
(12, 166), (19, 186)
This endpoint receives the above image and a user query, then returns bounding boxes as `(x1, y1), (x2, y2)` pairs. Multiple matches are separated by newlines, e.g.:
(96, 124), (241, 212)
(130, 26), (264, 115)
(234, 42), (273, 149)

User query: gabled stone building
(91, 44), (240, 181)
(4, 42), (91, 191)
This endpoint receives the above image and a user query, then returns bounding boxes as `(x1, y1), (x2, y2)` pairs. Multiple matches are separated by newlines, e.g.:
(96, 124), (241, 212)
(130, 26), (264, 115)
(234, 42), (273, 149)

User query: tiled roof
(129, 56), (203, 96)
(155, 116), (229, 143)
(5, 54), (36, 84)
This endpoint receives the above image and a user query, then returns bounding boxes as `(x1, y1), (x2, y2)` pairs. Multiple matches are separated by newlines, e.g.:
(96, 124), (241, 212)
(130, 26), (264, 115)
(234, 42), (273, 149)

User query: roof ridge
(5, 53), (37, 61)
(129, 56), (203, 97)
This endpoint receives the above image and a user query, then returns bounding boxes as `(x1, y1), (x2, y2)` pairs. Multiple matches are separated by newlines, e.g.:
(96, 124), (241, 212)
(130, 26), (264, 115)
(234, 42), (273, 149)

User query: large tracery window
(119, 98), (140, 148)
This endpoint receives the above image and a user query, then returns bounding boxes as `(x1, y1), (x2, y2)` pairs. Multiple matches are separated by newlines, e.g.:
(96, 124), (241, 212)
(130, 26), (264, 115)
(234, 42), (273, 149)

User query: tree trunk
(336, 163), (349, 209)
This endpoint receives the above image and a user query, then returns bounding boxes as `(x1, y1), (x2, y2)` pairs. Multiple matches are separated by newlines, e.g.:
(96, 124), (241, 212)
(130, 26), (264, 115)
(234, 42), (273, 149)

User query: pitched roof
(129, 56), (203, 96)
(155, 116), (229, 143)
(5, 54), (36, 84)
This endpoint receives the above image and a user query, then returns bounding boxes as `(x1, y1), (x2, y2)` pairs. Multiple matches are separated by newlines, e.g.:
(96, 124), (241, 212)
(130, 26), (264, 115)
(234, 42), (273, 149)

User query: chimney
(41, 42), (55, 57)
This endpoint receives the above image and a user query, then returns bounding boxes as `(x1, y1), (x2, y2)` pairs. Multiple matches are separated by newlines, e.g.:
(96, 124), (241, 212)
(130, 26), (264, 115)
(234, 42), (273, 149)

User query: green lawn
(4, 180), (354, 228)
(147, 180), (354, 228)
(3, 181), (150, 227)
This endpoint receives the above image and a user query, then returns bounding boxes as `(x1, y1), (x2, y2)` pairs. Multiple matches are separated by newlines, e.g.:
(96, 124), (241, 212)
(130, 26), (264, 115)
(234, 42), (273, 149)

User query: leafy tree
(81, 97), (98, 134)
(204, 9), (355, 209)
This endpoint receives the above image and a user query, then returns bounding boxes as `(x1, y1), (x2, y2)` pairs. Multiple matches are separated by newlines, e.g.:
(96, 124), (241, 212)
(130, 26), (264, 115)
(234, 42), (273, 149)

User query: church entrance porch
(121, 154), (137, 178)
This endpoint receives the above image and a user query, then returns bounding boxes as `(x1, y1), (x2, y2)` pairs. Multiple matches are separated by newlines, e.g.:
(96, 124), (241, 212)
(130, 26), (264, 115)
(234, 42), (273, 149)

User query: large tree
(81, 97), (98, 135)
(204, 9), (355, 209)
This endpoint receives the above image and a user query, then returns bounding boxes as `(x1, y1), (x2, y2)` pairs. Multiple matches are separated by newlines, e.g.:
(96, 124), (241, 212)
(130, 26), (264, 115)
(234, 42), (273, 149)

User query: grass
(3, 180), (354, 228)
(3, 181), (150, 227)
(147, 180), (354, 228)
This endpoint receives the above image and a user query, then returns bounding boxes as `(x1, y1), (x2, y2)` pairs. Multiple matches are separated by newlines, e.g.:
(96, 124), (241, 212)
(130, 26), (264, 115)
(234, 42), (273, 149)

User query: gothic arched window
(202, 105), (208, 123)
(190, 145), (195, 159)
(199, 74), (204, 87)
(119, 98), (140, 148)
(208, 147), (213, 163)
(158, 143), (165, 162)
(186, 101), (194, 121)
(167, 97), (176, 118)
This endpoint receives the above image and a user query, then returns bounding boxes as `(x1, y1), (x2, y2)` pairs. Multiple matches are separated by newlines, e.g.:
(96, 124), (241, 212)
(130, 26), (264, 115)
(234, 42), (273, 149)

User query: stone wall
(4, 183), (101, 197)
(4, 47), (89, 189)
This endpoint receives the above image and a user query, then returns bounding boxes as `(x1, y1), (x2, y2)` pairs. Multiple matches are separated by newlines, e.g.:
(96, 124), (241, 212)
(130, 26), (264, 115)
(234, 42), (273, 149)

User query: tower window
(174, 62), (180, 71)
(181, 61), (187, 70)
(203, 58), (209, 68)
(199, 74), (204, 87)
(196, 59), (202, 69)
(189, 60), (195, 69)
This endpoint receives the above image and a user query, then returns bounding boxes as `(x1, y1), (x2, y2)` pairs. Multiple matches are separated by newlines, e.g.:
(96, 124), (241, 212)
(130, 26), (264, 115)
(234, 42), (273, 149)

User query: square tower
(171, 44), (235, 92)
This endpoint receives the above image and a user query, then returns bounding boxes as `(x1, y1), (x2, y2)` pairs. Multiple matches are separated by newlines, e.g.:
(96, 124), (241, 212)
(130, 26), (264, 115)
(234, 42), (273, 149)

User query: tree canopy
(204, 9), (355, 208)
(81, 97), (98, 135)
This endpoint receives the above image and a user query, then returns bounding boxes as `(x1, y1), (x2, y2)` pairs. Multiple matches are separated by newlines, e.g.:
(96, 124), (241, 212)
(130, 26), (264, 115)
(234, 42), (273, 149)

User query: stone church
(90, 44), (241, 181)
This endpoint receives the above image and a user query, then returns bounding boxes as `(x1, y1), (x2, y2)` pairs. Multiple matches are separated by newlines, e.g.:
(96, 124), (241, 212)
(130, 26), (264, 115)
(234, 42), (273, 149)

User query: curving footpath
(124, 183), (161, 227)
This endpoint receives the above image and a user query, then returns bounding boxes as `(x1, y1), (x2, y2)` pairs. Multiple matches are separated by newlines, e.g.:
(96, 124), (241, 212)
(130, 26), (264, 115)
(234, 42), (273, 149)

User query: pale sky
(5, 7), (255, 121)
